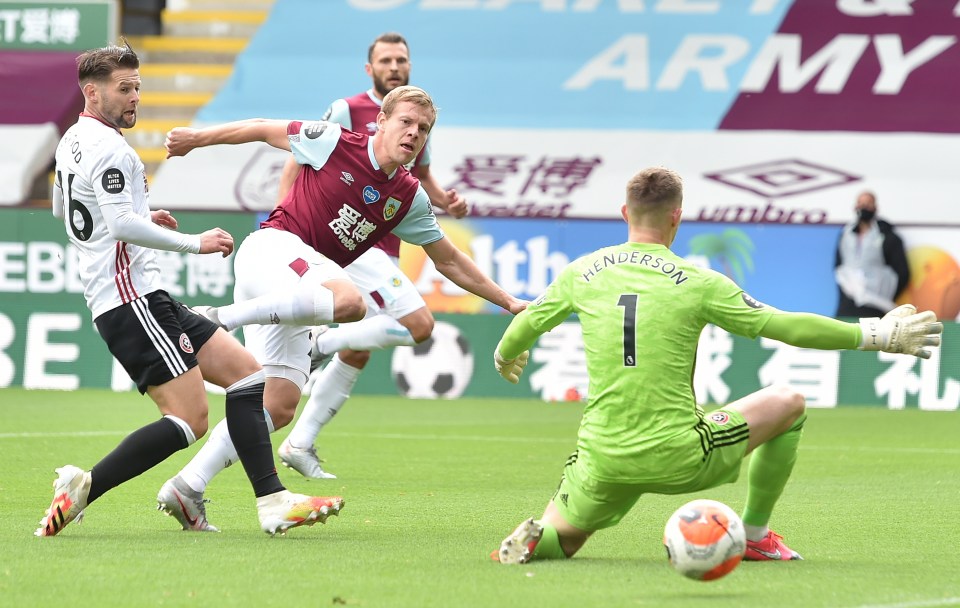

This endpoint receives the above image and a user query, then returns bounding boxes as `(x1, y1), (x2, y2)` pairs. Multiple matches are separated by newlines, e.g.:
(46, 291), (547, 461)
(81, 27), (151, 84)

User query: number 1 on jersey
(617, 294), (637, 367)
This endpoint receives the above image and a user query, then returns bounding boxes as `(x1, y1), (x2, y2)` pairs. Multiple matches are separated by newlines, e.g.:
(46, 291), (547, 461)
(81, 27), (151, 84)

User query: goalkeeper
(490, 167), (942, 565)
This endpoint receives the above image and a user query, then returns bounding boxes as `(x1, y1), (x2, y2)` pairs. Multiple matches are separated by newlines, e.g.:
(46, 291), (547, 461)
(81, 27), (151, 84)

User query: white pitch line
(854, 598), (960, 608)
(803, 445), (960, 455)
(0, 431), (128, 439)
(0, 429), (568, 443)
(311, 431), (571, 444)
(1, 430), (959, 455)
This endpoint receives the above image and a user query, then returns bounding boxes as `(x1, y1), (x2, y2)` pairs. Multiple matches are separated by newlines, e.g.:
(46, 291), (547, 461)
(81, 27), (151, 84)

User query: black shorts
(95, 290), (219, 394)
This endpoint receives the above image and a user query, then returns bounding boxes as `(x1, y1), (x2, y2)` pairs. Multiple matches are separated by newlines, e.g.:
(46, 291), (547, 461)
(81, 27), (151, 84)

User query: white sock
(744, 524), (769, 542)
(286, 355), (362, 448)
(218, 282), (334, 331)
(179, 409), (276, 493)
(316, 315), (415, 356)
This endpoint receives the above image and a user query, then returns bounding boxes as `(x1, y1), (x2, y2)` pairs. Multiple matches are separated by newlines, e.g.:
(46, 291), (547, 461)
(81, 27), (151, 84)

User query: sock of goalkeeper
(530, 521), (568, 560)
(741, 413), (806, 541)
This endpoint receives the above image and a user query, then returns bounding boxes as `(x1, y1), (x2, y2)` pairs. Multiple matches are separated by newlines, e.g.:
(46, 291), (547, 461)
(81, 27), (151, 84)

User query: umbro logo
(340, 172), (354, 185)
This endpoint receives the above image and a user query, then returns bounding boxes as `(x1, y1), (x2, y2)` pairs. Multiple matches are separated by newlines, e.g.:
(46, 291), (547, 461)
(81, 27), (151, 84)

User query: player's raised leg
(195, 228), (366, 332)
(281, 250), (431, 479)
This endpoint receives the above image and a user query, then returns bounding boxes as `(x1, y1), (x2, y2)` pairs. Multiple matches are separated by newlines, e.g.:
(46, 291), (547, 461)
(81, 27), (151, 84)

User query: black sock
(88, 417), (188, 504)
(226, 383), (284, 498)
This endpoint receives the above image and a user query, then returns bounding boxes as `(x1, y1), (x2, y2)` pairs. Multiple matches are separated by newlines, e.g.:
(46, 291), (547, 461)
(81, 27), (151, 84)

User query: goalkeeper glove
(494, 349), (529, 384)
(858, 304), (943, 359)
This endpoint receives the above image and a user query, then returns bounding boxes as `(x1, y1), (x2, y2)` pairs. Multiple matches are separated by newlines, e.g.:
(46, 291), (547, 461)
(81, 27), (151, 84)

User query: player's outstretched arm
(857, 304), (943, 359)
(422, 237), (526, 314)
(495, 349), (529, 384)
(197, 227), (234, 258)
(760, 305), (942, 359)
(165, 119), (291, 158)
(102, 202), (202, 254)
(101, 203), (232, 256)
(493, 313), (540, 384)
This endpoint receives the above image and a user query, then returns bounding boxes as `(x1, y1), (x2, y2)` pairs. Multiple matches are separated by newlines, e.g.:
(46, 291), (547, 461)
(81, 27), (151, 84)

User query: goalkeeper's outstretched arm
(760, 305), (942, 359)
(494, 311), (542, 384)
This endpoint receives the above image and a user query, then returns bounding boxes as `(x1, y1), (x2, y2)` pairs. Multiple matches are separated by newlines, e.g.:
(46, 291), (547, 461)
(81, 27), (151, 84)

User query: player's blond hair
(382, 85), (437, 128)
(626, 167), (683, 217)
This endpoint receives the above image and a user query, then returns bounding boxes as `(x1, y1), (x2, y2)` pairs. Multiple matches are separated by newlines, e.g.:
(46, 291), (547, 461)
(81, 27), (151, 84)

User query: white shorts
(233, 228), (349, 388)
(345, 247), (426, 320)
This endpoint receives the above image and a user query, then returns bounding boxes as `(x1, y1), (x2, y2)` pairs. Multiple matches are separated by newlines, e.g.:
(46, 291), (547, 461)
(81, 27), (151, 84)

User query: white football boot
(257, 490), (343, 536)
(278, 438), (337, 480)
(157, 476), (219, 532)
(494, 518), (544, 564)
(36, 465), (92, 537)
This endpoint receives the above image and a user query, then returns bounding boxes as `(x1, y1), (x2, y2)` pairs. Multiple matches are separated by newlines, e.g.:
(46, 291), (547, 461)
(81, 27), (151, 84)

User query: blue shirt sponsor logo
(363, 185), (381, 204)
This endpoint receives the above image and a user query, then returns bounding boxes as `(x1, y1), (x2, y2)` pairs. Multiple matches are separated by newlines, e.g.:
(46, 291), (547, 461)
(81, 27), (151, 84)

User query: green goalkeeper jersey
(515, 242), (776, 483)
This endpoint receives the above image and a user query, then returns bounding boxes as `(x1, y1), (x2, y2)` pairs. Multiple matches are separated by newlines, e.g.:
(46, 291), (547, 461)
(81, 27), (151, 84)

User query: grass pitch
(2, 388), (959, 608)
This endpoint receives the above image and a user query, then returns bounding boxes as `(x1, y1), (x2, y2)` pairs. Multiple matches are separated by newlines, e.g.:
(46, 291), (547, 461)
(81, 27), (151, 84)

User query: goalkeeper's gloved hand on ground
(494, 349), (529, 384)
(858, 304), (943, 359)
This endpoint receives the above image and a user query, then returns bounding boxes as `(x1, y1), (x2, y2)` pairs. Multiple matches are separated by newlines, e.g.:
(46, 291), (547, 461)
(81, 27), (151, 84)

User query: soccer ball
(663, 499), (746, 581)
(391, 321), (474, 399)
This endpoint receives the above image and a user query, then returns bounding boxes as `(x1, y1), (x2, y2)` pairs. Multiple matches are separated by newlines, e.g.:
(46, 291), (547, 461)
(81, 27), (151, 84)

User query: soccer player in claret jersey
(274, 32), (468, 479)
(159, 85), (525, 529)
(36, 42), (342, 538)
(489, 167), (942, 564)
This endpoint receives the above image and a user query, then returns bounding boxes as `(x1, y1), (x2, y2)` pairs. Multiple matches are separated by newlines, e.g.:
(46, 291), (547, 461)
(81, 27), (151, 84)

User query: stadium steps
(139, 63), (234, 93)
(127, 118), (189, 149)
(137, 91), (216, 120)
(137, 147), (170, 166)
(168, 0), (275, 10)
(161, 10), (268, 37)
(125, 35), (250, 64)
(125, 3), (273, 176)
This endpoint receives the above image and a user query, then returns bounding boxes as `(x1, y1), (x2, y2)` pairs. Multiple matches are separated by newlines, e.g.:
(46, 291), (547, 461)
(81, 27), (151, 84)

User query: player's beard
(103, 99), (137, 130)
(373, 72), (409, 98)
(115, 109), (137, 129)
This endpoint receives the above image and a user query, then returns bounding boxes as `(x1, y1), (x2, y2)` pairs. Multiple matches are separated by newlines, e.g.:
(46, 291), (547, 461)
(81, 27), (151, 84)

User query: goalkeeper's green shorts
(551, 407), (749, 532)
